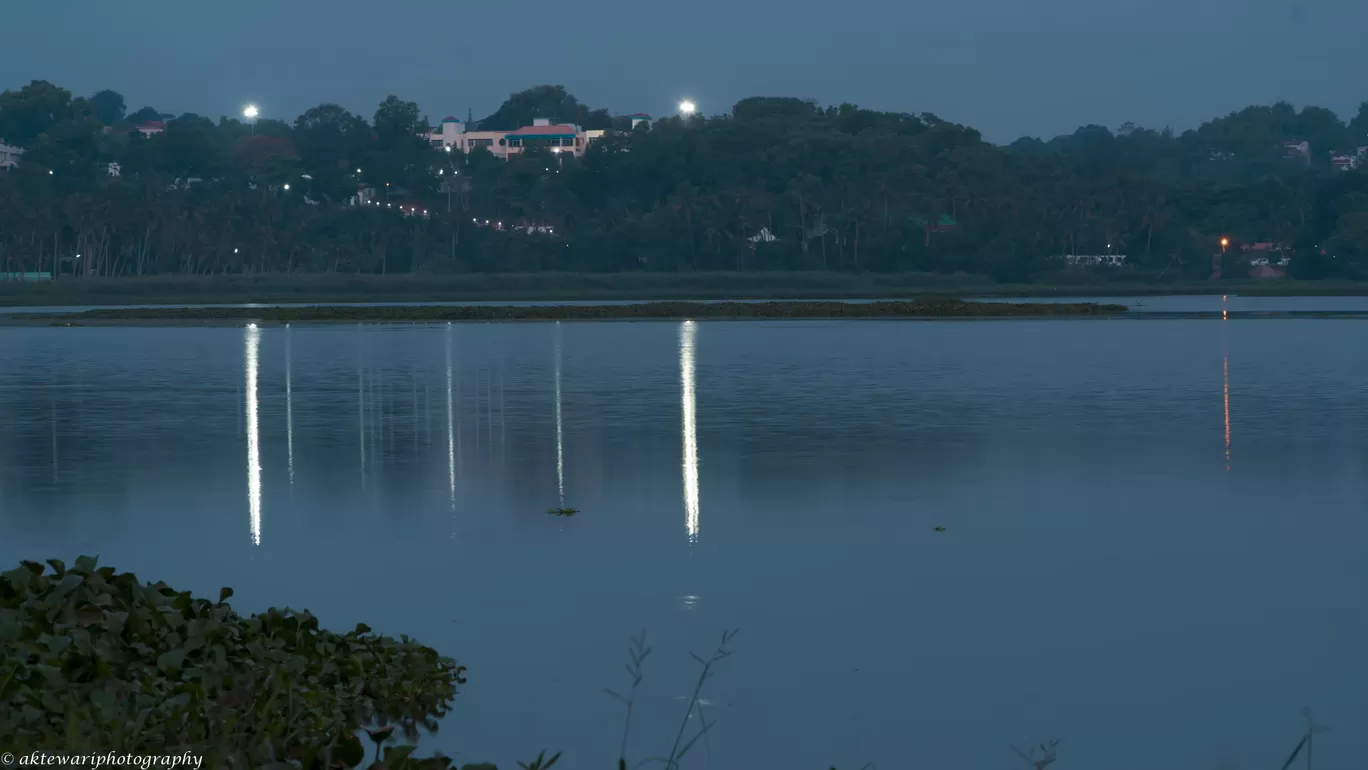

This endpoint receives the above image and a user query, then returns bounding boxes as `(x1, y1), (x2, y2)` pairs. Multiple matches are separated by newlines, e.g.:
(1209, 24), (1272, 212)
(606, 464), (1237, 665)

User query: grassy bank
(28, 298), (1130, 324)
(0, 272), (1366, 307)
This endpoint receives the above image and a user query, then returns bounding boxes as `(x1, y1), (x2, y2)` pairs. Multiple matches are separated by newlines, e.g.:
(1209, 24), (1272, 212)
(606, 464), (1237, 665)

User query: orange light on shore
(1220, 237), (1229, 247)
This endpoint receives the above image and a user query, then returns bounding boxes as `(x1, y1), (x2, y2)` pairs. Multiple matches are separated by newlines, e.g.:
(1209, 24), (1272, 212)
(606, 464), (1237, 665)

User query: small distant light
(444, 145), (452, 152)
(283, 184), (290, 190)
(48, 170), (53, 175)
(387, 203), (391, 208)
(356, 168), (362, 173)
(234, 248), (239, 253)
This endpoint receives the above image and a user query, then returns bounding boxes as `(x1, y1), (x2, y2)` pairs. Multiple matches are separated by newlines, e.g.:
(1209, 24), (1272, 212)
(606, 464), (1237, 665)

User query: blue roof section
(506, 132), (575, 138)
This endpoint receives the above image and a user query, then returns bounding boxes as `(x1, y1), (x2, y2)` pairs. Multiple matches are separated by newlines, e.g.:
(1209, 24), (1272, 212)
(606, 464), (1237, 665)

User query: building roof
(441, 116), (462, 123)
(629, 113), (652, 118)
(138, 121), (166, 130)
(506, 124), (578, 137)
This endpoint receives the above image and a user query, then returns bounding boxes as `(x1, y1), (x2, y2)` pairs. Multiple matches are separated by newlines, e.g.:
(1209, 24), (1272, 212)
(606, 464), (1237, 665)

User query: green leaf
(354, 623), (372, 634)
(155, 647), (186, 674)
(219, 586), (234, 602)
(73, 555), (99, 572)
(335, 731), (366, 767)
(383, 745), (416, 767)
(53, 573), (84, 596)
(46, 559), (67, 576)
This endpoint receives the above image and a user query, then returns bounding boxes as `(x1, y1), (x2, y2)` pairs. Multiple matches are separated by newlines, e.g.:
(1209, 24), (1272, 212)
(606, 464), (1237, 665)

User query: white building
(136, 121), (166, 137)
(423, 117), (608, 159)
(0, 140), (23, 170)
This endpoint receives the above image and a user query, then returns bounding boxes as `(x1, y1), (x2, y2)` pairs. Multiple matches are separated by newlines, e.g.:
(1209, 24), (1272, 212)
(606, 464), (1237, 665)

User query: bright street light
(243, 104), (259, 120)
(678, 99), (697, 116)
(283, 184), (290, 190)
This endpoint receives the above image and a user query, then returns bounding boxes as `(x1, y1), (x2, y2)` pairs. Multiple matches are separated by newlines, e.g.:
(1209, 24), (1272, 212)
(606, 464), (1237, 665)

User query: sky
(4, 0), (1367, 144)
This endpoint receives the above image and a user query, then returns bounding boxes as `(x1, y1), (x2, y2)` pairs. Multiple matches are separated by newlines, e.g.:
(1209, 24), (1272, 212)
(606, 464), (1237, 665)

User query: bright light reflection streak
(357, 325), (366, 490)
(554, 323), (565, 507)
(446, 323), (455, 513)
(1222, 297), (1230, 471)
(245, 324), (262, 545)
(285, 324), (294, 486)
(680, 321), (699, 542)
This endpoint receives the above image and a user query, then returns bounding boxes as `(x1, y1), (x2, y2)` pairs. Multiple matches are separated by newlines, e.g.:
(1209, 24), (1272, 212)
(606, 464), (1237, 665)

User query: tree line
(2, 80), (1367, 281)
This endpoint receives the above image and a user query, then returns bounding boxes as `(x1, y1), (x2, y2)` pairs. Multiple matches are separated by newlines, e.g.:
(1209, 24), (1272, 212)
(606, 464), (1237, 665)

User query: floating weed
(1012, 739), (1062, 770)
(547, 507), (578, 517)
(517, 750), (562, 770)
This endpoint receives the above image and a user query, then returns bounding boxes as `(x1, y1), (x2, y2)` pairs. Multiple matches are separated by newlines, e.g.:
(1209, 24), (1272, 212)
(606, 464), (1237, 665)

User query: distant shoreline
(1, 273), (1368, 308)
(13, 299), (1129, 324)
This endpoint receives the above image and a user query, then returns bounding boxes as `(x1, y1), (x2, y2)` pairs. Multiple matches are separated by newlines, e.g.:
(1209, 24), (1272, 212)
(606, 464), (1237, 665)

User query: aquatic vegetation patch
(0, 556), (465, 768)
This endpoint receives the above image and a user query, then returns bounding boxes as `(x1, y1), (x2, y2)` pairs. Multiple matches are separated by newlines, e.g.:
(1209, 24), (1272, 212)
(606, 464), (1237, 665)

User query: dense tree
(88, 89), (126, 126)
(126, 106), (161, 125)
(478, 85), (611, 130)
(1, 80), (1367, 280)
(0, 81), (75, 145)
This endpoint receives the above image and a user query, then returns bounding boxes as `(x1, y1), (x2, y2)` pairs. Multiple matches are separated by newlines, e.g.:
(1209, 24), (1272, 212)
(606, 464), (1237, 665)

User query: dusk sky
(5, 0), (1366, 143)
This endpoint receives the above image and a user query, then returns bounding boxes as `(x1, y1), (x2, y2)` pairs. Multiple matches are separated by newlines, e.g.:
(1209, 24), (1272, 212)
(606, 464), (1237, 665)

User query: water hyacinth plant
(0, 556), (466, 769)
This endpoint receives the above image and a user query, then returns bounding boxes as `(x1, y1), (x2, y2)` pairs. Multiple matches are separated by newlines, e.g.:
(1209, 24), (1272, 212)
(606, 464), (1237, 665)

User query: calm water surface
(1, 319), (1365, 769)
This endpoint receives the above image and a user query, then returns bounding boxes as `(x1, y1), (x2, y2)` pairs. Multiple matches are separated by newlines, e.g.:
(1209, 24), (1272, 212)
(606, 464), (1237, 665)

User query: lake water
(1, 317), (1365, 770)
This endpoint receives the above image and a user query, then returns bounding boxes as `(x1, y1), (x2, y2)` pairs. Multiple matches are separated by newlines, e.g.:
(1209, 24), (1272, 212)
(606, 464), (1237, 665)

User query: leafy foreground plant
(0, 556), (469, 769)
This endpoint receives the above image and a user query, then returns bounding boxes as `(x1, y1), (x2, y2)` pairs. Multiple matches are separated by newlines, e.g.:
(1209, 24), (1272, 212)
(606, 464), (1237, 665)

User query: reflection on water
(1222, 297), (1231, 471)
(357, 325), (366, 490)
(554, 322), (565, 508)
(0, 319), (1365, 770)
(446, 323), (456, 516)
(680, 320), (699, 542)
(244, 323), (261, 545)
(286, 324), (294, 487)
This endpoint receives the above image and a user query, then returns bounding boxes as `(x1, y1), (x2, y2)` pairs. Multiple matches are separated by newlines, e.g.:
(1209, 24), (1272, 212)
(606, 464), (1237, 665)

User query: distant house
(912, 214), (959, 232)
(136, 121), (166, 137)
(1248, 255), (1291, 269)
(1057, 254), (1128, 267)
(1281, 140), (1310, 161)
(419, 116), (614, 159)
(629, 113), (652, 129)
(1249, 263), (1286, 279)
(0, 140), (23, 169)
(748, 227), (778, 243)
(1239, 242), (1290, 254)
